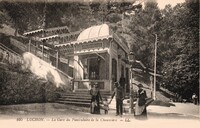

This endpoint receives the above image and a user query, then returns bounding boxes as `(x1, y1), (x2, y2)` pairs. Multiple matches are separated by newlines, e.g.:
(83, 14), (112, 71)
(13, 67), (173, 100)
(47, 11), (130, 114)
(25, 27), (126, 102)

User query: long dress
(135, 89), (147, 119)
(90, 87), (102, 114)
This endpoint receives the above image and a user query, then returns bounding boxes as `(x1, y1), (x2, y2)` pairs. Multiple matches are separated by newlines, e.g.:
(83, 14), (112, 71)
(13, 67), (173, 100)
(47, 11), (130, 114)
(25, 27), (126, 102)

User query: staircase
(0, 43), (23, 64)
(56, 90), (132, 114)
(56, 90), (112, 107)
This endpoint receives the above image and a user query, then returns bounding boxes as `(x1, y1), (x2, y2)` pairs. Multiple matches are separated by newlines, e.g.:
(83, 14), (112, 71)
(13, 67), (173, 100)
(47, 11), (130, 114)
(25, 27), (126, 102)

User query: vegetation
(0, 0), (199, 100)
(0, 62), (60, 105)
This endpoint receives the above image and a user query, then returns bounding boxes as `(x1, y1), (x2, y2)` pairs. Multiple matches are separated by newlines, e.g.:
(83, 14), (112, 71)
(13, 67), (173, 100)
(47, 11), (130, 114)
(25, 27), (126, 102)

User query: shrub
(0, 63), (61, 105)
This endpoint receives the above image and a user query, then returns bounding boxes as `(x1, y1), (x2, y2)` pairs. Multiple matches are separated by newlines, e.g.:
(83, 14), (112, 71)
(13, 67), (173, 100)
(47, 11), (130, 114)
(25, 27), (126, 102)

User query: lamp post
(150, 76), (153, 98)
(153, 33), (157, 100)
(128, 52), (135, 114)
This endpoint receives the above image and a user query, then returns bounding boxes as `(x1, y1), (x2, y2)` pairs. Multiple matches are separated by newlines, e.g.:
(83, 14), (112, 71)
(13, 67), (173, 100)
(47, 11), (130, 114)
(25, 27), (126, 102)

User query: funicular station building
(24, 24), (130, 93)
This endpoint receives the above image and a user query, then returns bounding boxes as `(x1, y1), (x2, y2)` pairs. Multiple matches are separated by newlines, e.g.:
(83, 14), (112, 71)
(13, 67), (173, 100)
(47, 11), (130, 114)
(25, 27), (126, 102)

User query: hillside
(0, 0), (198, 100)
(0, 24), (15, 36)
(0, 13), (174, 103)
(0, 61), (64, 105)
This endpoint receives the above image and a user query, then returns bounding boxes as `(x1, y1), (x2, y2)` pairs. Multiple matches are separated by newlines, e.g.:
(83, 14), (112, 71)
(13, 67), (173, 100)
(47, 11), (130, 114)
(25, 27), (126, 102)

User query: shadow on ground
(148, 112), (199, 120)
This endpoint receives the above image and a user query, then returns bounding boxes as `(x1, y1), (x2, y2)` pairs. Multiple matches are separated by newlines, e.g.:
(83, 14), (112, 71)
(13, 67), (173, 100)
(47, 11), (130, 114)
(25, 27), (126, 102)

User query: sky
(1, 0), (186, 9)
(156, 0), (185, 9)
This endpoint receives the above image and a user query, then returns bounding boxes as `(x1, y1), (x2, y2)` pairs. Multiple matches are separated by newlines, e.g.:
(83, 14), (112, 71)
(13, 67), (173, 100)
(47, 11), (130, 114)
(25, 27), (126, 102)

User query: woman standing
(135, 84), (148, 119)
(90, 83), (102, 114)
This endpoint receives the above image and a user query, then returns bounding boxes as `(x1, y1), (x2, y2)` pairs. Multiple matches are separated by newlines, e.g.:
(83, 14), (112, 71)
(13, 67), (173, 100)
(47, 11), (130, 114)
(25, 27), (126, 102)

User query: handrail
(0, 43), (21, 56)
(73, 79), (109, 82)
(0, 38), (72, 80)
(27, 45), (72, 80)
(0, 43), (23, 64)
(55, 68), (73, 80)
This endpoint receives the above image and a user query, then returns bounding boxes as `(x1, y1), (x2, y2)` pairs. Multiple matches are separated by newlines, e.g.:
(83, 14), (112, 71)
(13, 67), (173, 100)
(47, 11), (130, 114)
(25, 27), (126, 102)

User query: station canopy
(77, 23), (111, 41)
(55, 24), (113, 47)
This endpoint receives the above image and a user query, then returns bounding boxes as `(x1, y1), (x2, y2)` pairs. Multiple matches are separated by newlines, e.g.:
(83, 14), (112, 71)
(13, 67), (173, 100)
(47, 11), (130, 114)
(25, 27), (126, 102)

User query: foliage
(0, 62), (60, 105)
(115, 0), (199, 99)
(160, 0), (199, 98)
(0, 0), (198, 99)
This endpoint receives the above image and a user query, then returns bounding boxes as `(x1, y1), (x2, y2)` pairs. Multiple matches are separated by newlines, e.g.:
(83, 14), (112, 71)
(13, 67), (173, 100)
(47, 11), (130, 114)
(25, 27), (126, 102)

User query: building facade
(55, 24), (130, 92)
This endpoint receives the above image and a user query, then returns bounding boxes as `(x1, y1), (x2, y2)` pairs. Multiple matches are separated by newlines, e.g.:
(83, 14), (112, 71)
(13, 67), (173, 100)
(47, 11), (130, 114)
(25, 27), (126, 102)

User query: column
(109, 41), (112, 92)
(129, 69), (134, 114)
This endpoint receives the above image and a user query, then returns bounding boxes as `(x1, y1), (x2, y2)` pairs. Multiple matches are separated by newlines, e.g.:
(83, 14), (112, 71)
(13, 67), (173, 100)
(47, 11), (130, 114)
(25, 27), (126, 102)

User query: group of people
(89, 77), (149, 119)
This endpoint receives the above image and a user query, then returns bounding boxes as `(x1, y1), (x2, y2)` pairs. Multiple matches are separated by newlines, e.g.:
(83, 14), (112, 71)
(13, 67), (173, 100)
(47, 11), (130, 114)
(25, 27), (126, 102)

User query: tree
(127, 0), (162, 69)
(160, 0), (199, 98)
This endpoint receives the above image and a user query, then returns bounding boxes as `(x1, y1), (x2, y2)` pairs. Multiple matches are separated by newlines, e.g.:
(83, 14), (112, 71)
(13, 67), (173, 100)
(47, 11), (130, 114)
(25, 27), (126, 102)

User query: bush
(0, 63), (61, 105)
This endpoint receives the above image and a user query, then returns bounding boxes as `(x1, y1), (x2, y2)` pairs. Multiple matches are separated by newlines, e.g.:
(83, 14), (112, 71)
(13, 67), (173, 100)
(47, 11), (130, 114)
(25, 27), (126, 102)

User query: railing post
(29, 39), (31, 52)
(153, 34), (157, 100)
(56, 51), (59, 68)
(150, 76), (153, 98)
(129, 69), (134, 114)
(42, 41), (44, 60)
(34, 42), (37, 55)
(128, 52), (135, 114)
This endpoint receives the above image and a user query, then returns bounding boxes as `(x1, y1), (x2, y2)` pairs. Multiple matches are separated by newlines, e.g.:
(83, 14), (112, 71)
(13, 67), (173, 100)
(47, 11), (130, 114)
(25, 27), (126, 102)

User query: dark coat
(137, 89), (147, 106)
(111, 86), (124, 101)
(119, 77), (126, 88)
(90, 87), (102, 114)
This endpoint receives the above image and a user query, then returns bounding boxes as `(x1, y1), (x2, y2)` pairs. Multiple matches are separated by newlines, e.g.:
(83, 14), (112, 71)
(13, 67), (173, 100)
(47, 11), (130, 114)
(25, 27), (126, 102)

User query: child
(103, 97), (109, 114)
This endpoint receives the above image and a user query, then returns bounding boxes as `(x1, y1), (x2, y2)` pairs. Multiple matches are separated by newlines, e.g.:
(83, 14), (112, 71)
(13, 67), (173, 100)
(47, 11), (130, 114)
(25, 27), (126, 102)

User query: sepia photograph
(0, 0), (199, 127)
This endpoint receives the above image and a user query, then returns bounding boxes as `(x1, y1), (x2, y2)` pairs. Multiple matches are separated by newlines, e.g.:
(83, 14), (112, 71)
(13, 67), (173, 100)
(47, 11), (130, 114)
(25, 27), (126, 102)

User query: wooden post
(42, 41), (44, 60)
(122, 12), (124, 35)
(109, 40), (113, 92)
(150, 76), (153, 98)
(153, 34), (157, 100)
(28, 39), (31, 52)
(56, 51), (58, 68)
(67, 57), (69, 74)
(35, 42), (37, 55)
(129, 69), (133, 114)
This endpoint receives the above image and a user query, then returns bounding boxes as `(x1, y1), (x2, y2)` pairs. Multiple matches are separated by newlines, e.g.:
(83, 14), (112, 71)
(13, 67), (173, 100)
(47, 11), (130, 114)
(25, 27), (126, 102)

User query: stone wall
(23, 52), (72, 88)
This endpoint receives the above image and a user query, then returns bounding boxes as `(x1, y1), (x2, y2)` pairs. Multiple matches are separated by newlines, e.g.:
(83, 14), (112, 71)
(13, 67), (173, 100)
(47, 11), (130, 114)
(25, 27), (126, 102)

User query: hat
(114, 82), (119, 86)
(137, 84), (143, 88)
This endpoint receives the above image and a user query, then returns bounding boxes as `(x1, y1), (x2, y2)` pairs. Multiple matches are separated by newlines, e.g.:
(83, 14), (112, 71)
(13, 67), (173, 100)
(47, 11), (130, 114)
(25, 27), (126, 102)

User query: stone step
(59, 92), (112, 97)
(57, 101), (90, 107)
(75, 90), (111, 93)
(58, 98), (91, 102)
(60, 95), (92, 99)
(57, 100), (130, 114)
(73, 90), (112, 95)
(56, 91), (130, 109)
(60, 95), (112, 99)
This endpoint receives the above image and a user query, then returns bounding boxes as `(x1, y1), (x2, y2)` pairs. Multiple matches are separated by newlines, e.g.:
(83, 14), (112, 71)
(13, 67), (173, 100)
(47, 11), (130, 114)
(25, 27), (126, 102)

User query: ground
(0, 102), (199, 120)
(0, 103), (199, 128)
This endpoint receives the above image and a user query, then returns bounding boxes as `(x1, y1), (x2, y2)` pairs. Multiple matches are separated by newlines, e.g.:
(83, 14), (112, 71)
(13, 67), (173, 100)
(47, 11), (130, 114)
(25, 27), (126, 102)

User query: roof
(54, 24), (113, 47)
(23, 26), (70, 36)
(54, 24), (129, 54)
(23, 29), (44, 36)
(77, 24), (112, 41)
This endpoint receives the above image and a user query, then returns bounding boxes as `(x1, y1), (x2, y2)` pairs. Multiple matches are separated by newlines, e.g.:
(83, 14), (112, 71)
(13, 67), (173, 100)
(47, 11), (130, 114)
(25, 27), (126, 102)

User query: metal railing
(28, 41), (72, 80)
(0, 43), (23, 64)
(1, 37), (72, 80)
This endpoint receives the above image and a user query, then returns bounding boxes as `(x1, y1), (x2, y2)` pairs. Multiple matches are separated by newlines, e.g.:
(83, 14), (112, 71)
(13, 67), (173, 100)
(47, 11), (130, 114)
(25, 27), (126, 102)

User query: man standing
(119, 76), (126, 94)
(109, 82), (124, 117)
(119, 76), (126, 89)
